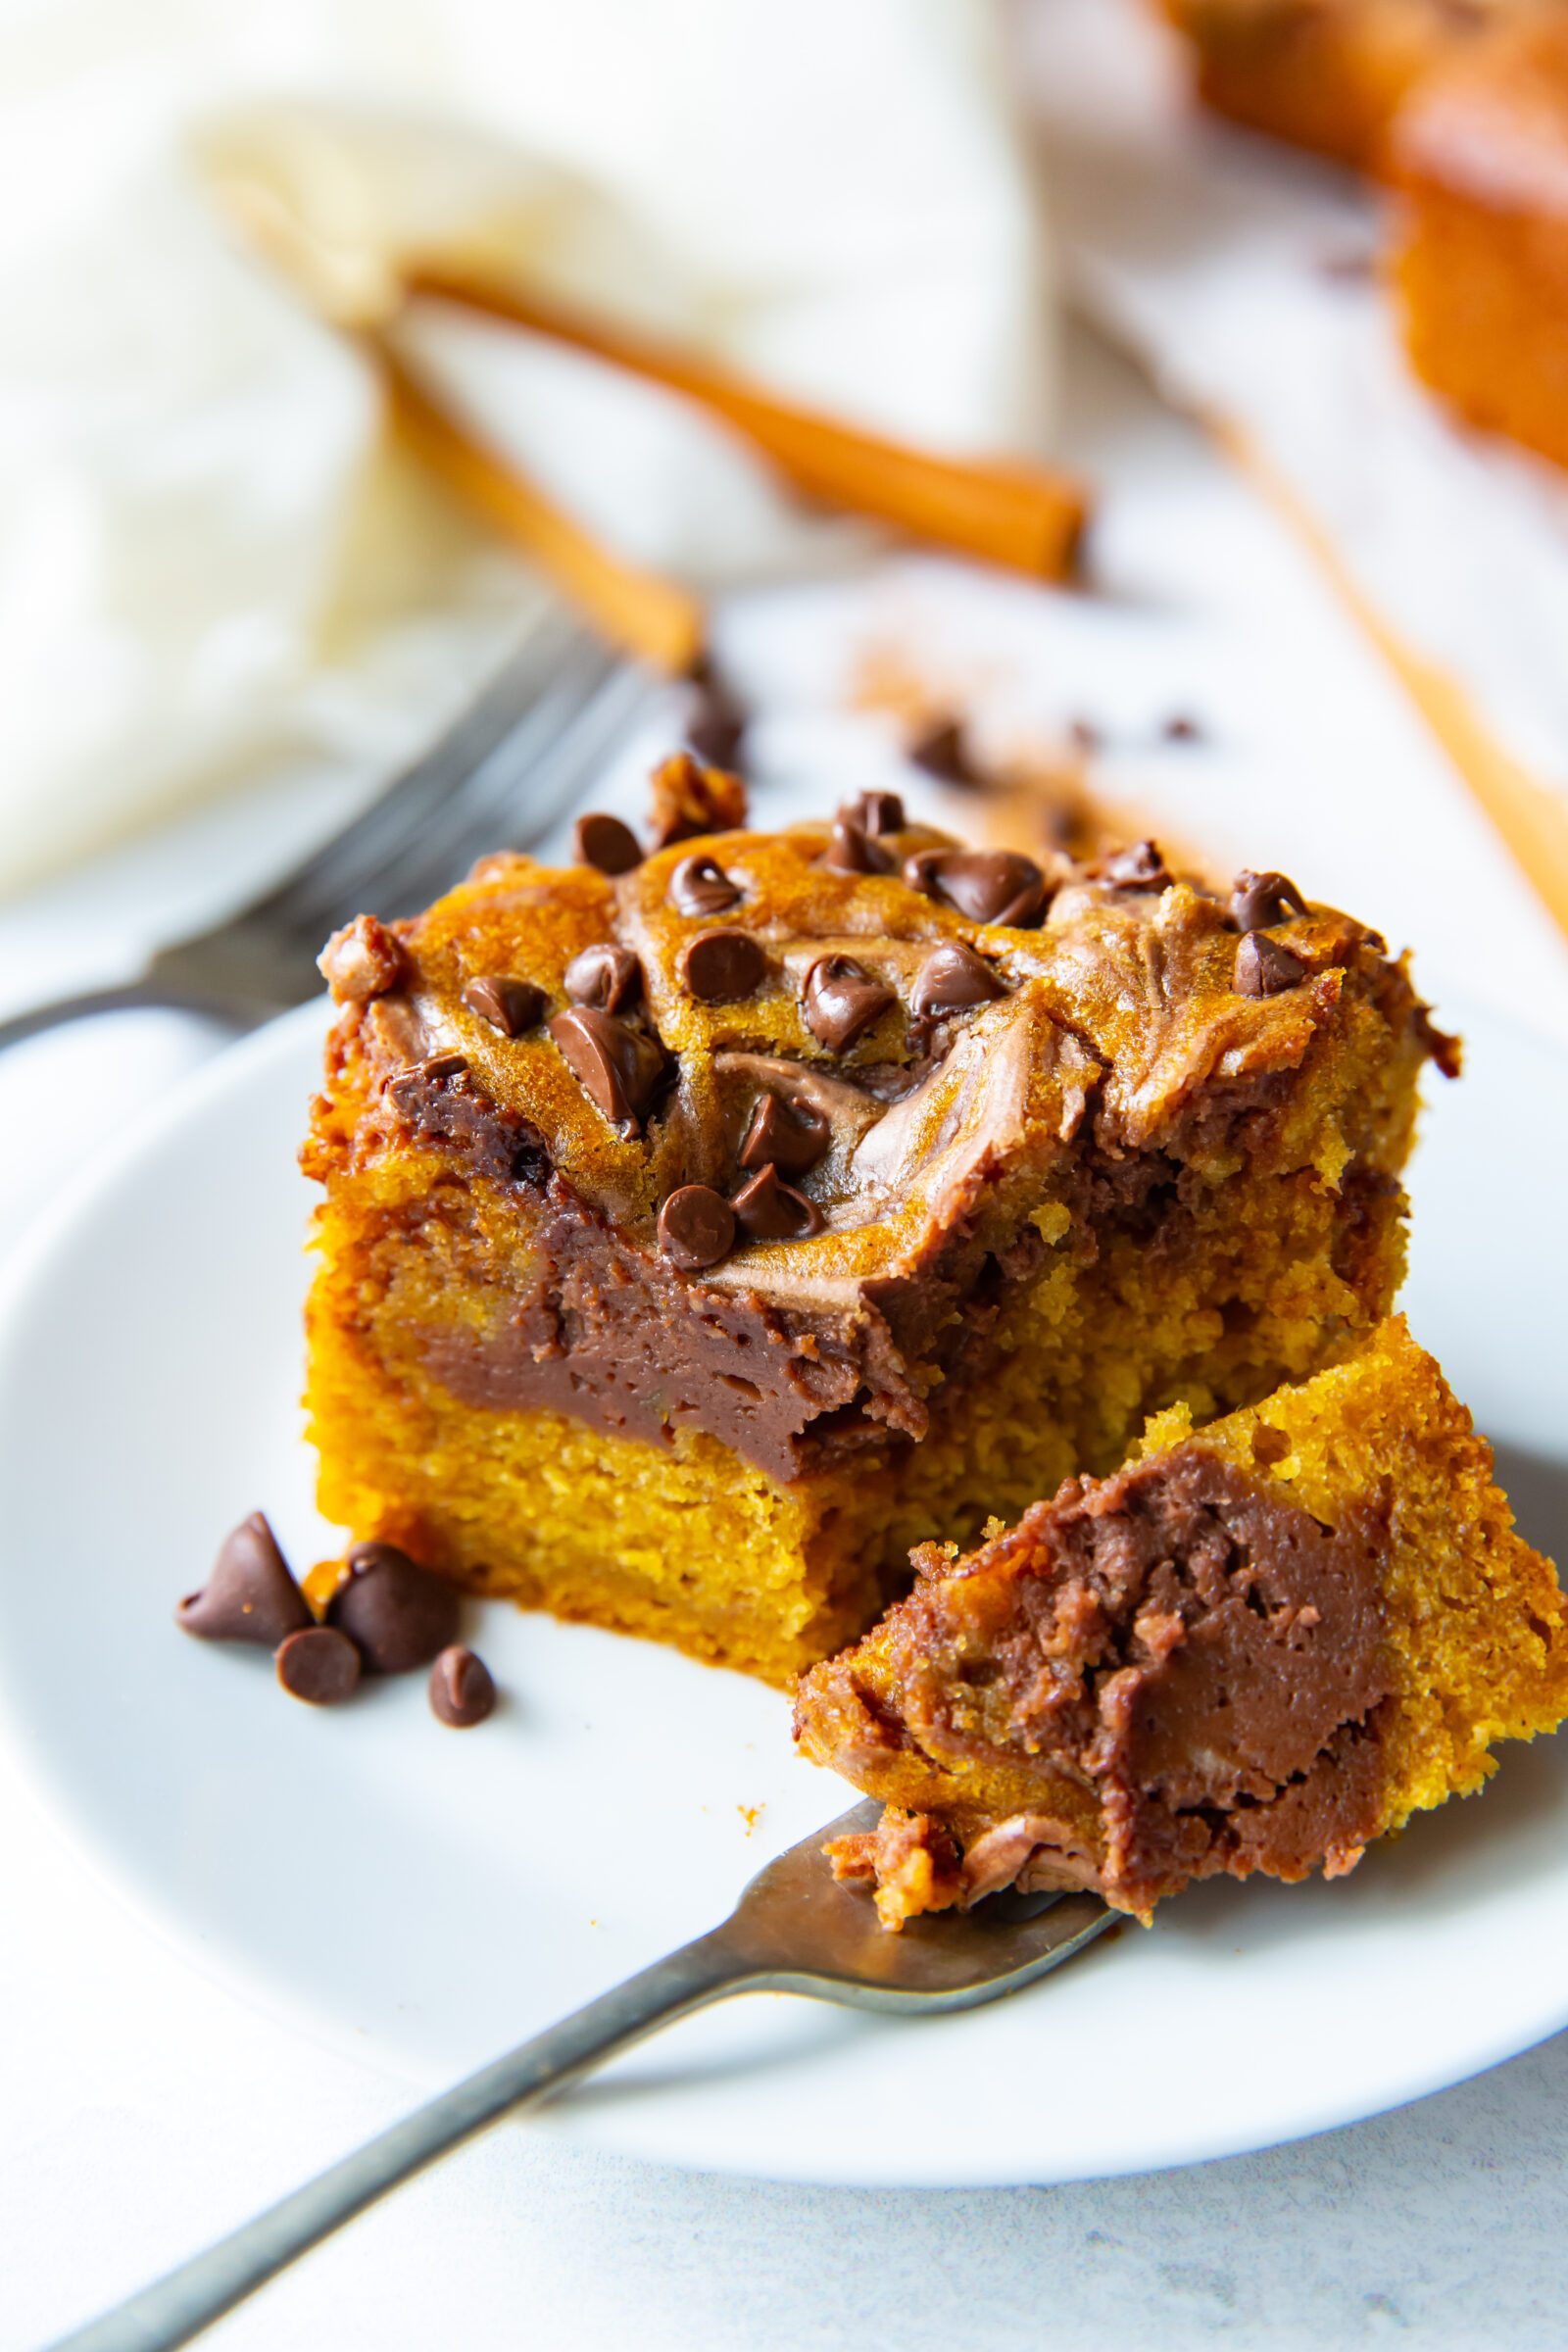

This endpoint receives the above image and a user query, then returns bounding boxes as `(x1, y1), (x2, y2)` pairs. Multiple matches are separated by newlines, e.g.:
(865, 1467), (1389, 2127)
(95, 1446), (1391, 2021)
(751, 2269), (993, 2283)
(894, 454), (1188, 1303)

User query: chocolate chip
(1100, 839), (1172, 892)
(564, 944), (642, 1013)
(1162, 712), (1202, 743)
(383, 1052), (466, 1118)
(908, 718), (981, 787)
(684, 669), (749, 773)
(668, 853), (742, 917)
(573, 811), (643, 875)
(1235, 932), (1308, 997)
(429, 1645), (496, 1728)
(739, 1092), (831, 1177)
(802, 956), (895, 1053)
(851, 791), (906, 836)
(175, 1512), (312, 1647)
(549, 1007), (668, 1133)
(1231, 868), (1309, 932)
(680, 928), (766, 1004)
(902, 849), (1048, 928)
(910, 942), (1005, 1019)
(328, 1541), (461, 1674)
(1068, 717), (1102, 754)
(659, 1184), (736, 1271)
(730, 1162), (824, 1242)
(275, 1625), (362, 1706)
(318, 914), (403, 1004)
(461, 976), (546, 1036)
(824, 815), (894, 875)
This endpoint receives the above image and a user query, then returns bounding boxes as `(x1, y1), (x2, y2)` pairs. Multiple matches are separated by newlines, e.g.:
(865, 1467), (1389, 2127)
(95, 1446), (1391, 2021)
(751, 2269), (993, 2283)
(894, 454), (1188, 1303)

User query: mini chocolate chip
(684, 671), (749, 772)
(573, 811), (643, 875)
(902, 848), (1048, 928)
(1100, 839), (1171, 892)
(328, 1541), (461, 1674)
(680, 928), (766, 1003)
(318, 914), (403, 1004)
(910, 942), (1005, 1019)
(668, 852), (742, 917)
(739, 1092), (831, 1177)
(429, 1645), (496, 1728)
(1163, 712), (1202, 742)
(659, 1184), (736, 1271)
(275, 1625), (362, 1706)
(549, 1007), (667, 1133)
(802, 956), (895, 1054)
(175, 1512), (312, 1647)
(1231, 868), (1309, 932)
(1235, 932), (1308, 997)
(908, 718), (981, 787)
(825, 815), (894, 875)
(461, 976), (546, 1036)
(730, 1162), (824, 1243)
(852, 790), (906, 836)
(564, 944), (642, 1012)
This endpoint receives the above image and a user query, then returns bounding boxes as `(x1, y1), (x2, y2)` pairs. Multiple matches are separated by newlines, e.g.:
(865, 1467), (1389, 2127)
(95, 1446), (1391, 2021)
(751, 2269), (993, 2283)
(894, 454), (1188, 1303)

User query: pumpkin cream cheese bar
(301, 773), (1446, 1686)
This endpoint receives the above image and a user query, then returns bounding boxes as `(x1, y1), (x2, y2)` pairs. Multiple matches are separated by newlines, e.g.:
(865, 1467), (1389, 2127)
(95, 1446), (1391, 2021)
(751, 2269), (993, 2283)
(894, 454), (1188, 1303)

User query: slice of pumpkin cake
(301, 767), (1446, 1685)
(796, 1317), (1568, 1923)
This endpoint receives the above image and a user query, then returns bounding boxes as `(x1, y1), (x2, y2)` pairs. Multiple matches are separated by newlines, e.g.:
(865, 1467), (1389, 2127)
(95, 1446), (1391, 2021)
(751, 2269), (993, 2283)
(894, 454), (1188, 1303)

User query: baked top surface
(318, 795), (1435, 1317)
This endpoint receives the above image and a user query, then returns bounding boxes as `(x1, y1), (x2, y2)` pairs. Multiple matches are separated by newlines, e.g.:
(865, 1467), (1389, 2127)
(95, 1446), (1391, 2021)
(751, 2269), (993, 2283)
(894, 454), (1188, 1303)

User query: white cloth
(1019, 0), (1568, 818)
(0, 0), (1054, 900)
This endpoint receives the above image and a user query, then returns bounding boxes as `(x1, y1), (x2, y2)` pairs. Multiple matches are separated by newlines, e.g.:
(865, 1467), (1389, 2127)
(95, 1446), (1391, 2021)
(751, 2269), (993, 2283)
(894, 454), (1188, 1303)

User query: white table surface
(5, 325), (1568, 2352)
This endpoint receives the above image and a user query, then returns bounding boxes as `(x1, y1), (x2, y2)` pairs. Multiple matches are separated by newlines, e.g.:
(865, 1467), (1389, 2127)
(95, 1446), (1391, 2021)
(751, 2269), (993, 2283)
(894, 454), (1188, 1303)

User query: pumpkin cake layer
(796, 1318), (1568, 1925)
(1154, 0), (1532, 172)
(302, 784), (1446, 1683)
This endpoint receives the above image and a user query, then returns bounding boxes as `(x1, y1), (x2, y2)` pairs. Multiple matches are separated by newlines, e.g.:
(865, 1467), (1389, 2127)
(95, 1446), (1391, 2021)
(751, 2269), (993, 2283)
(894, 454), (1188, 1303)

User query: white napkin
(0, 0), (1054, 901)
(1018, 0), (1568, 819)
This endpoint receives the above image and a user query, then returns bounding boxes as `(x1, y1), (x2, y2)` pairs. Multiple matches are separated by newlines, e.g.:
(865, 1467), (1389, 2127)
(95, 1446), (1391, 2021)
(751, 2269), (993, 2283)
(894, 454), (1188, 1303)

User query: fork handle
(47, 1932), (750, 2352)
(0, 982), (279, 1056)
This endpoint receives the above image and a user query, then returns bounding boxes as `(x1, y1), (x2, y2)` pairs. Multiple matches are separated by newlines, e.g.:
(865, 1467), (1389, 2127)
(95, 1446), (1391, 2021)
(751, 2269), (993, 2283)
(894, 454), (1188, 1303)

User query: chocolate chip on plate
(659, 1184), (736, 1271)
(1235, 932), (1308, 998)
(549, 1007), (667, 1133)
(564, 944), (642, 1013)
(902, 848), (1048, 928)
(1099, 839), (1172, 893)
(909, 942), (1005, 1019)
(730, 1162), (823, 1243)
(461, 976), (546, 1036)
(668, 852), (742, 918)
(1231, 868), (1309, 932)
(802, 956), (895, 1054)
(680, 928), (766, 1004)
(175, 1512), (312, 1647)
(275, 1625), (362, 1706)
(429, 1645), (497, 1728)
(739, 1092), (830, 1177)
(573, 811), (643, 876)
(327, 1541), (461, 1675)
(907, 718), (981, 787)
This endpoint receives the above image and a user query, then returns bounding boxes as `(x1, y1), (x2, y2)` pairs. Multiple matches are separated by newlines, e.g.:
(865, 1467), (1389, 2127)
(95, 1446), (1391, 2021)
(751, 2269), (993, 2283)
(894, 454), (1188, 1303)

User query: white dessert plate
(0, 994), (1564, 2188)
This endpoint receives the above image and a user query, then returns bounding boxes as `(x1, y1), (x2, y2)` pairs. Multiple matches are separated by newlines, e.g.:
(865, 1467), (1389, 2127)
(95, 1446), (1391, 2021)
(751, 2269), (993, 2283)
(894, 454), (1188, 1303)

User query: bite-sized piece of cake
(302, 772), (1448, 1685)
(797, 1318), (1568, 1925)
(1391, 13), (1568, 471)
(1155, 0), (1530, 172)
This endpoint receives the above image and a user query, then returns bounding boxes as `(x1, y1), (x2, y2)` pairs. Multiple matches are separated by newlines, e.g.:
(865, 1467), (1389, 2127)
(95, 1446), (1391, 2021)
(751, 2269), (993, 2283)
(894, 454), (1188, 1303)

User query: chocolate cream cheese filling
(798, 1445), (1394, 1918)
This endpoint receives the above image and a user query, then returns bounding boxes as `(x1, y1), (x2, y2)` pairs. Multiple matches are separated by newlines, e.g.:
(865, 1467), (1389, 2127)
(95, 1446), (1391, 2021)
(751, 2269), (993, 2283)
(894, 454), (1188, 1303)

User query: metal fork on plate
(0, 607), (664, 1054)
(48, 1800), (1113, 2352)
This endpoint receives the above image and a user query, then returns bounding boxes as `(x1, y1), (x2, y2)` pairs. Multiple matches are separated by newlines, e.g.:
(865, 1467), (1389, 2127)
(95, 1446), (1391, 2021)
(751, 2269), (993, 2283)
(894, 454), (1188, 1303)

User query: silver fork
(0, 608), (664, 1054)
(48, 1801), (1113, 2352)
